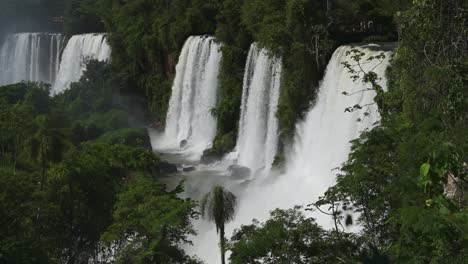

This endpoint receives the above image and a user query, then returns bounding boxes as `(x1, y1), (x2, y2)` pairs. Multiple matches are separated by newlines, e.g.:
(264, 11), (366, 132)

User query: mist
(0, 0), (63, 39)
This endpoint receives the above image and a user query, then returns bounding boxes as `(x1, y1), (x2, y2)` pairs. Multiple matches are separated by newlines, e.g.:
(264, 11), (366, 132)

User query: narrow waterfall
(232, 43), (282, 175)
(0, 33), (63, 86)
(52, 33), (111, 94)
(160, 36), (222, 159)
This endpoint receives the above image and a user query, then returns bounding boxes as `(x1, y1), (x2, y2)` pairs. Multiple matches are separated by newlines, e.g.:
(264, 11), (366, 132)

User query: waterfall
(232, 45), (392, 229)
(189, 44), (392, 263)
(231, 43), (282, 175)
(52, 33), (111, 94)
(0, 33), (63, 86)
(159, 36), (222, 160)
(284, 45), (391, 199)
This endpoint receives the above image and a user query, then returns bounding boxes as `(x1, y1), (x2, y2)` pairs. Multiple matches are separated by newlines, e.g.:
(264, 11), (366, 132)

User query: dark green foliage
(102, 175), (200, 264)
(315, 0), (468, 262)
(0, 168), (49, 264)
(1, 0), (466, 262)
(0, 60), (196, 262)
(44, 143), (167, 262)
(64, 0), (105, 35)
(241, 0), (334, 139)
(97, 127), (151, 148)
(74, 0), (407, 155)
(201, 186), (237, 233)
(97, 0), (220, 121)
(229, 207), (369, 264)
(53, 60), (149, 145)
(209, 0), (252, 153)
(201, 186), (237, 264)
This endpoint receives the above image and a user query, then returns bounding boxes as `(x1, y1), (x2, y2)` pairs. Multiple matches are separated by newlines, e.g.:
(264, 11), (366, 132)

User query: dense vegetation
(58, 0), (406, 154)
(1, 0), (466, 263)
(0, 62), (199, 263)
(228, 0), (467, 263)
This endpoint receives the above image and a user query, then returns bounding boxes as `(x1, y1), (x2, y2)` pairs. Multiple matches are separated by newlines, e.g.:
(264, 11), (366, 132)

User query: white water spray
(190, 45), (391, 263)
(157, 36), (222, 160)
(52, 33), (111, 94)
(0, 33), (63, 86)
(229, 43), (282, 175)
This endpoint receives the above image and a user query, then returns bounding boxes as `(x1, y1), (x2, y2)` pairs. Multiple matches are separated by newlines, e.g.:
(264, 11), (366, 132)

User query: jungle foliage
(228, 0), (466, 263)
(61, 0), (405, 154)
(310, 0), (468, 262)
(1, 0), (466, 263)
(0, 61), (198, 263)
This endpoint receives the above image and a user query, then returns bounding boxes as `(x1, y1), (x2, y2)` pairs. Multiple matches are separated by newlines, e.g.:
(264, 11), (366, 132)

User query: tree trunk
(40, 157), (46, 191)
(220, 225), (226, 264)
(315, 35), (320, 68)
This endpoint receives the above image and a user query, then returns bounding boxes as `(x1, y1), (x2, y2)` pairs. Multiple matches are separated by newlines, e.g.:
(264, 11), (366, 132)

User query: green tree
(30, 116), (66, 191)
(102, 176), (199, 264)
(0, 168), (48, 264)
(229, 207), (372, 264)
(200, 185), (237, 264)
(316, 0), (467, 262)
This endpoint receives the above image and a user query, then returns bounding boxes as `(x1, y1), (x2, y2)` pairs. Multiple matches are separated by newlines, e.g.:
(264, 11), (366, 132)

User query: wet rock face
(228, 165), (251, 180)
(180, 139), (187, 148)
(157, 161), (178, 174)
(183, 166), (196, 172)
(200, 149), (221, 165)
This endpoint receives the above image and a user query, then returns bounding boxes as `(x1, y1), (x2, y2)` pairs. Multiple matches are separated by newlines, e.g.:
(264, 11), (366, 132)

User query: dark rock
(157, 161), (178, 174)
(180, 139), (187, 148)
(200, 149), (221, 164)
(183, 166), (196, 172)
(228, 165), (251, 179)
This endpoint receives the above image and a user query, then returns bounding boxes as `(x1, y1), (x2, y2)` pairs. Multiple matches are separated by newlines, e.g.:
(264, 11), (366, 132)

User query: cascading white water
(52, 33), (111, 94)
(189, 45), (392, 263)
(233, 44), (392, 230)
(230, 43), (282, 174)
(158, 36), (222, 159)
(0, 33), (63, 86)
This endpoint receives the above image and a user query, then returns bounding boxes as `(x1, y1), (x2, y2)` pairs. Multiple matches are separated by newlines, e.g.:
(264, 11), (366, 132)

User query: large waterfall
(159, 36), (222, 160)
(233, 44), (392, 229)
(190, 45), (392, 263)
(230, 43), (282, 174)
(0, 33), (63, 86)
(52, 33), (111, 94)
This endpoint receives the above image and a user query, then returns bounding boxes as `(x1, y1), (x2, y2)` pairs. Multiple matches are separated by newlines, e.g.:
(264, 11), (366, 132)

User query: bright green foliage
(102, 176), (200, 264)
(200, 186), (237, 264)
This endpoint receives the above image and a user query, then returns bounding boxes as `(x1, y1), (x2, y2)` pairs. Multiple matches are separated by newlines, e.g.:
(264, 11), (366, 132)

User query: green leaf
(420, 163), (430, 178)
(425, 199), (433, 207)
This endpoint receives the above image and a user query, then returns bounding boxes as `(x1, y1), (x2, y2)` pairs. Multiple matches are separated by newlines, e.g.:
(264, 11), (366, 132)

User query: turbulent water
(0, 33), (63, 86)
(189, 45), (392, 263)
(52, 33), (111, 94)
(229, 43), (282, 175)
(158, 36), (222, 160)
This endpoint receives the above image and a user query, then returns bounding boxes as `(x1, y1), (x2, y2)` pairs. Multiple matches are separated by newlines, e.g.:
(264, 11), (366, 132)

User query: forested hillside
(0, 0), (466, 263)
